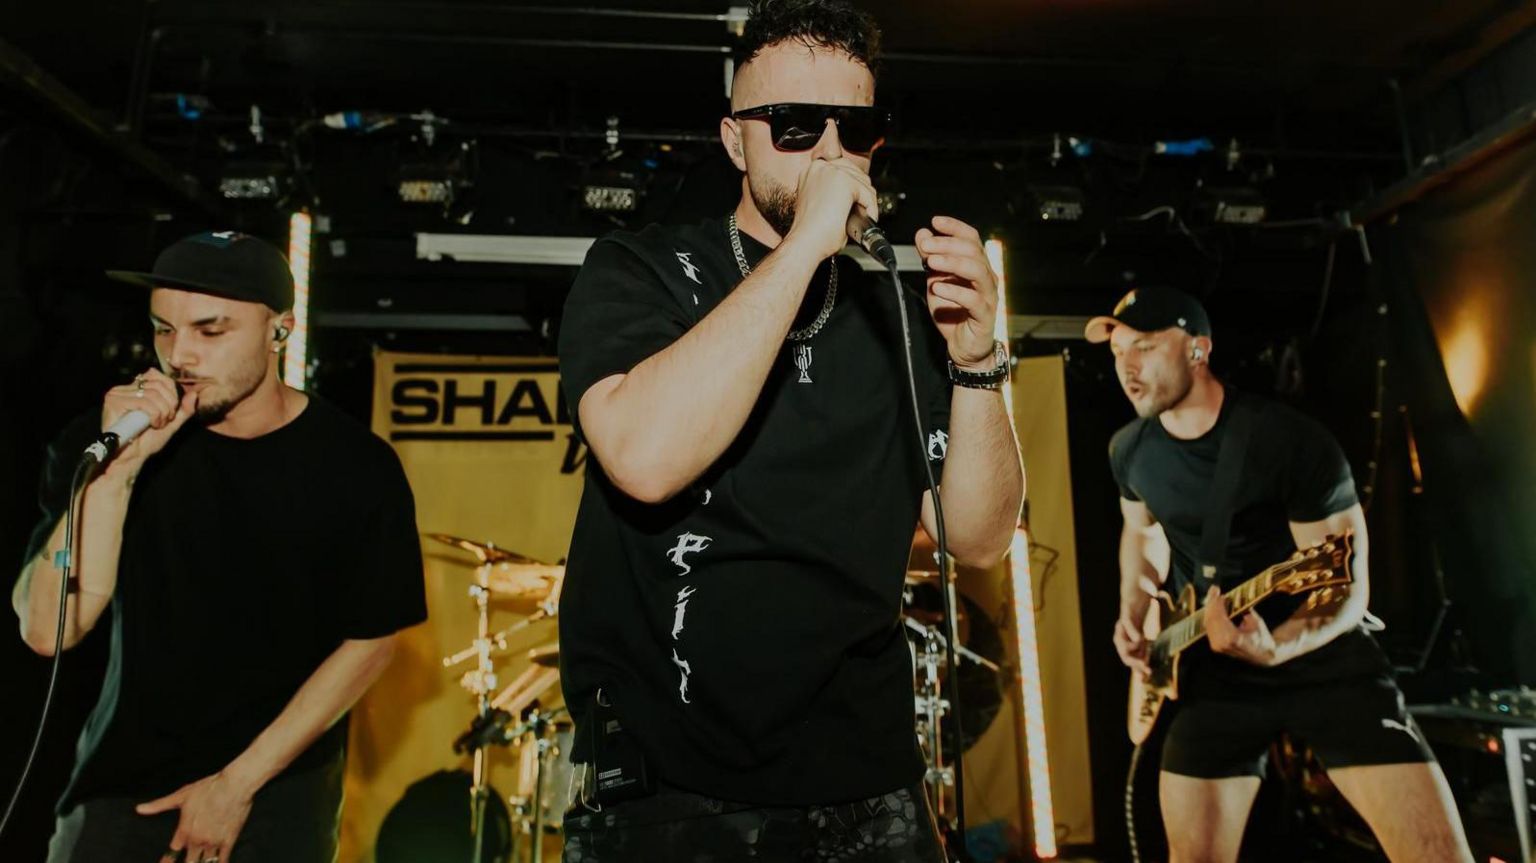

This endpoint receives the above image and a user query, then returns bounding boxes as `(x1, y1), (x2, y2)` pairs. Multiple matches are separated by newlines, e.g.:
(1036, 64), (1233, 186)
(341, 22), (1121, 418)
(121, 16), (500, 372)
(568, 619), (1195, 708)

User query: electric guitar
(1126, 531), (1356, 744)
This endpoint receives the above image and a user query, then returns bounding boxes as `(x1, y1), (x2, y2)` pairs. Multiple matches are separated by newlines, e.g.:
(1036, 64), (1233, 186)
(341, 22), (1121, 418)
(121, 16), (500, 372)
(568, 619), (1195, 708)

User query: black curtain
(1371, 136), (1536, 686)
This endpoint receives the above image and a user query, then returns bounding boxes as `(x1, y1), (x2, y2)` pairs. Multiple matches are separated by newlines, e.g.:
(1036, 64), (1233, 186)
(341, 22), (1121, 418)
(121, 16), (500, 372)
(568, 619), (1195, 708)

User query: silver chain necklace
(727, 214), (837, 342)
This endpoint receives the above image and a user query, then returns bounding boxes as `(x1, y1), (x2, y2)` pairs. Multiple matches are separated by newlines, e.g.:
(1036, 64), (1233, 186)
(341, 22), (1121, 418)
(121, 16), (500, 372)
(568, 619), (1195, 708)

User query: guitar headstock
(1273, 531), (1355, 604)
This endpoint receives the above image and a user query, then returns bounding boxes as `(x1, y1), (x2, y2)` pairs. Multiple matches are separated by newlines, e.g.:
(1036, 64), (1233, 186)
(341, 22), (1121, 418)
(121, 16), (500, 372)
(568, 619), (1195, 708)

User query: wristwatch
(947, 340), (1009, 390)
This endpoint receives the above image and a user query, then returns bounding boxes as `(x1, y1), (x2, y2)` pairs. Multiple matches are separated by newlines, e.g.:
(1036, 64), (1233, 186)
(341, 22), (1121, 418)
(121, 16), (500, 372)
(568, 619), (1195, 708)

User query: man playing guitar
(1091, 286), (1472, 862)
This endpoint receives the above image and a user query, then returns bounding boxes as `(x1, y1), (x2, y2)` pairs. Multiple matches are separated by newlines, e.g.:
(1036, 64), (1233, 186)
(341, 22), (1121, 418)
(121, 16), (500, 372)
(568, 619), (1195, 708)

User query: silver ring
(134, 377), (146, 392)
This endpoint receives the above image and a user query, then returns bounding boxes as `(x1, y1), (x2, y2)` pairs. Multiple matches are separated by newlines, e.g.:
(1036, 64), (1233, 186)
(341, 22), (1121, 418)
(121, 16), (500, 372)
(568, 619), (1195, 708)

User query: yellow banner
(342, 351), (585, 862)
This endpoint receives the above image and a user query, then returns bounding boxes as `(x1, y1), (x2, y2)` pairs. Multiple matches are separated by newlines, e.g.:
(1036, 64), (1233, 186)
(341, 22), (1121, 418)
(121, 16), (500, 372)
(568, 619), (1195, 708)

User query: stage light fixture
(397, 140), (476, 206)
(397, 171), (456, 205)
(1027, 185), (1085, 222)
(986, 238), (1058, 859)
(581, 184), (639, 213)
(1009, 528), (1058, 860)
(282, 211), (313, 391)
(1200, 186), (1267, 225)
(580, 168), (644, 215)
(217, 162), (290, 200)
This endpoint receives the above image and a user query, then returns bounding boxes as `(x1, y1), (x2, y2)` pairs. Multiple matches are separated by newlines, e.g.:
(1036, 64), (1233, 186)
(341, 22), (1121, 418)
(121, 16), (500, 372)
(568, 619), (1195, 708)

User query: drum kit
(426, 530), (1004, 862)
(428, 533), (570, 863)
(903, 537), (1006, 833)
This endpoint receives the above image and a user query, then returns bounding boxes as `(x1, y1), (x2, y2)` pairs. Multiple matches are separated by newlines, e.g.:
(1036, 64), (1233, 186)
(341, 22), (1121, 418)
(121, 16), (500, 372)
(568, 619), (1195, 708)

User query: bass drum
(376, 769), (513, 863)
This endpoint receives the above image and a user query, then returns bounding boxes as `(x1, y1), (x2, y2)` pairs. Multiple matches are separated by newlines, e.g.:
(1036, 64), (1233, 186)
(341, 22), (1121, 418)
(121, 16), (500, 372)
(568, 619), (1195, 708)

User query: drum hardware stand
(505, 705), (568, 863)
(429, 534), (565, 863)
(443, 575), (561, 671)
(441, 565), (554, 862)
(455, 565), (498, 863)
(903, 616), (1000, 829)
(911, 616), (955, 817)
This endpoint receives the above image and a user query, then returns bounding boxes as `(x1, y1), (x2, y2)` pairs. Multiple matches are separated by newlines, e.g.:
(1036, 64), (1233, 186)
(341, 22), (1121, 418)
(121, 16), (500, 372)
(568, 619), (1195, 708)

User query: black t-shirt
(556, 217), (952, 805)
(24, 397), (428, 811)
(1108, 388), (1391, 692)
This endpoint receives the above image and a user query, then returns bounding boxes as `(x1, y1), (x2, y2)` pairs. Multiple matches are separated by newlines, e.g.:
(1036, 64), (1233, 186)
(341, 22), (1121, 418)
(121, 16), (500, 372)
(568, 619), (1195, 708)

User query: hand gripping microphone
(847, 206), (897, 270)
(84, 411), (154, 464)
(83, 380), (185, 464)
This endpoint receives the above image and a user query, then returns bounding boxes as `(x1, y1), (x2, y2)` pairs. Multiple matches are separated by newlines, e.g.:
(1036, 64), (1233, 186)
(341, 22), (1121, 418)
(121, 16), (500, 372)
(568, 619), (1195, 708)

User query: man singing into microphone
(11, 231), (427, 863)
(555, 1), (1023, 859)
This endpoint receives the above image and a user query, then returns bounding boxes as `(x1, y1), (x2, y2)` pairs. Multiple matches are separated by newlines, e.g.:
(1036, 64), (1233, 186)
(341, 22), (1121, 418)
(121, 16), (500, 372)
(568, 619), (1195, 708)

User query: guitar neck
(1157, 567), (1278, 656)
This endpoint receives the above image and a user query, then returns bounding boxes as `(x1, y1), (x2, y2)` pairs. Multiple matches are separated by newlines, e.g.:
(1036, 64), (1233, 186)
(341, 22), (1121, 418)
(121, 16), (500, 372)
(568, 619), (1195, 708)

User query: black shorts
(1161, 674), (1436, 779)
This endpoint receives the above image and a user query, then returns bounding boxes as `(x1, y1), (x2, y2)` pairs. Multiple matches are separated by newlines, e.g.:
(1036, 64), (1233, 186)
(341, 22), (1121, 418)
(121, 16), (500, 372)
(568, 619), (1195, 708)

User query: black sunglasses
(730, 103), (891, 154)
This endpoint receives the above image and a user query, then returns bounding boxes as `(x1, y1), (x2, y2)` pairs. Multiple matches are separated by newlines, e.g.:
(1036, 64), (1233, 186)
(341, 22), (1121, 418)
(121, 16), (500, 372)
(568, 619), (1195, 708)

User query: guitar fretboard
(1157, 567), (1277, 655)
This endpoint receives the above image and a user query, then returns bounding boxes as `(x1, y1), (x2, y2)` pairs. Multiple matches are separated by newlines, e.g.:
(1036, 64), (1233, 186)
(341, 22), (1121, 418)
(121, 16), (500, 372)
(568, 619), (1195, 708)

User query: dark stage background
(6, 2), (1536, 861)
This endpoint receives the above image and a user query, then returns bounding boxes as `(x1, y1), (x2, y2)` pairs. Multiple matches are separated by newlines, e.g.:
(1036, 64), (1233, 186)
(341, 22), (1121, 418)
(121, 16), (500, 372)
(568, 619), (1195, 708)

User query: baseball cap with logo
(1084, 286), (1212, 344)
(106, 231), (295, 312)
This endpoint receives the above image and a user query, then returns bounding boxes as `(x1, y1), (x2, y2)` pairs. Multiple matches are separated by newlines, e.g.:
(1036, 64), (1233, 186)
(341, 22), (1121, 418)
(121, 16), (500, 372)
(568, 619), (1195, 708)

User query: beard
(182, 354), (270, 424)
(749, 175), (797, 238)
(194, 393), (242, 424)
(1129, 367), (1195, 418)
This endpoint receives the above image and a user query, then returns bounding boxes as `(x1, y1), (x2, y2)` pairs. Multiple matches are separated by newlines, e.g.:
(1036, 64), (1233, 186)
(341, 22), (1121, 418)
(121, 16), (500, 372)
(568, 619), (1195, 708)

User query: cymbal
(425, 533), (543, 565)
(528, 641), (560, 668)
(484, 563), (565, 603)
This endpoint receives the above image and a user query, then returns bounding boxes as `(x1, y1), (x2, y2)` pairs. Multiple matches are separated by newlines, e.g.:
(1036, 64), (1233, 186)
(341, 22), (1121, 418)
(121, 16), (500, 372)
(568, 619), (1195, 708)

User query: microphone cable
(0, 456), (96, 841)
(879, 252), (971, 861)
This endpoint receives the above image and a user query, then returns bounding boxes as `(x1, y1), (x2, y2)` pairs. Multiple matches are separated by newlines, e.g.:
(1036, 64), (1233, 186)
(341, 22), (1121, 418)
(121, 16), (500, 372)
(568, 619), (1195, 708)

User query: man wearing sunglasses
(556, 1), (1022, 860)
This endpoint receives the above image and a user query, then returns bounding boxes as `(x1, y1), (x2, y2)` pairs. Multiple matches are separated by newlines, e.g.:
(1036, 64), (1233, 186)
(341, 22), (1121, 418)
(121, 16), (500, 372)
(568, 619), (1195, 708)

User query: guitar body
(1127, 584), (1196, 745)
(1122, 532), (1356, 744)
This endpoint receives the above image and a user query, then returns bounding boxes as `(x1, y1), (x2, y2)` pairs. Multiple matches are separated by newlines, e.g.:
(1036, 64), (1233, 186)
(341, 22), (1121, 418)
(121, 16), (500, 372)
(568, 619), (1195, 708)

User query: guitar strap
(1196, 390), (1260, 593)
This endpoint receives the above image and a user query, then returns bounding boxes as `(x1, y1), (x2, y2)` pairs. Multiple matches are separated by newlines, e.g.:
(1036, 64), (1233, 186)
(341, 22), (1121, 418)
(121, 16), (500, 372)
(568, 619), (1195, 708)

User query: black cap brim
(105, 270), (284, 308)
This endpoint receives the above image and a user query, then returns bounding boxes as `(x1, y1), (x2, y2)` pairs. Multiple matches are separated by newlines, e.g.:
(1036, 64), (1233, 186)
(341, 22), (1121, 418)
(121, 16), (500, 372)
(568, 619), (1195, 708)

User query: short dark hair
(735, 0), (882, 74)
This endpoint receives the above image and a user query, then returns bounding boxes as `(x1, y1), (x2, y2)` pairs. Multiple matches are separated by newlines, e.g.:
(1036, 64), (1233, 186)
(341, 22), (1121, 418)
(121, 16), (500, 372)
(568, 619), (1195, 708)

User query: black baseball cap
(1084, 286), (1211, 344)
(106, 231), (294, 312)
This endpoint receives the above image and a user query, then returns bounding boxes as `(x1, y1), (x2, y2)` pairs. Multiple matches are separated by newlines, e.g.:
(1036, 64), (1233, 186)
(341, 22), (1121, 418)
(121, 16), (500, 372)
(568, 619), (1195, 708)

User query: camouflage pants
(561, 782), (948, 863)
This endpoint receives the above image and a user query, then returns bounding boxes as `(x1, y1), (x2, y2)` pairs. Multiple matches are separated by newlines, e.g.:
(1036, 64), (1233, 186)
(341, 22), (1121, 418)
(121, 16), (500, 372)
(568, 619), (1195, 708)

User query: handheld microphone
(83, 411), (153, 464)
(846, 207), (897, 269)
(83, 380), (186, 464)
